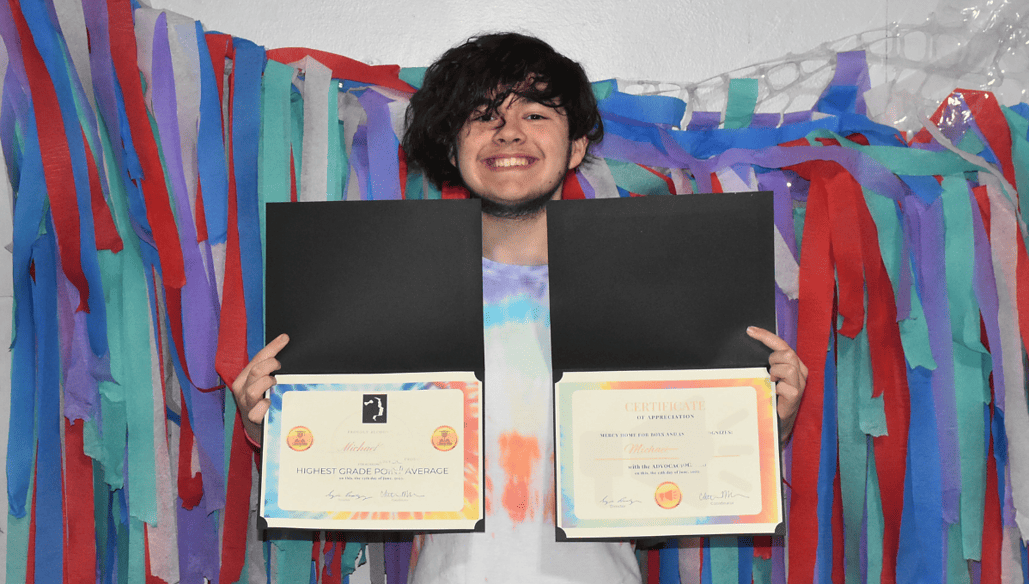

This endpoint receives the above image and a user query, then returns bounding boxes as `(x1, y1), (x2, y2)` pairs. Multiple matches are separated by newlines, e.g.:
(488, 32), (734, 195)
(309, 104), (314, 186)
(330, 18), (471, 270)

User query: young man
(231, 33), (806, 583)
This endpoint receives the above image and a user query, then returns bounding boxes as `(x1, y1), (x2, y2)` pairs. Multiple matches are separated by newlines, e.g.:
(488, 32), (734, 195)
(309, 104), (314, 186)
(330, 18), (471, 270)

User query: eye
(470, 110), (496, 123)
(526, 113), (548, 120)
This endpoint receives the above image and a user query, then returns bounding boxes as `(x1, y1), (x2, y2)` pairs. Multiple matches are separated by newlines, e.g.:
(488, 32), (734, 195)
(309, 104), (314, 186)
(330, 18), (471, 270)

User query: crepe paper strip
(579, 157), (620, 200)
(358, 89), (402, 200)
(605, 158), (671, 197)
(598, 90), (686, 128)
(813, 336), (838, 583)
(228, 37), (266, 367)
(979, 175), (1029, 541)
(648, 548), (660, 584)
(192, 26), (228, 245)
(298, 56), (331, 202)
(27, 219), (60, 584)
(660, 545), (680, 584)
(150, 12), (222, 394)
(107, 0), (185, 290)
(865, 441), (886, 584)
(259, 58), (295, 257)
(177, 388), (204, 509)
(267, 47), (413, 93)
(220, 412), (255, 584)
(64, 405), (97, 582)
(723, 79), (757, 130)
(910, 364), (946, 581)
(214, 37), (249, 385)
(785, 163), (833, 584)
(837, 330), (871, 583)
(960, 92), (1017, 195)
(983, 418), (1003, 584)
(147, 313), (180, 583)
(276, 538), (316, 584)
(19, 0), (109, 361)
(687, 111), (721, 131)
(83, 129), (123, 252)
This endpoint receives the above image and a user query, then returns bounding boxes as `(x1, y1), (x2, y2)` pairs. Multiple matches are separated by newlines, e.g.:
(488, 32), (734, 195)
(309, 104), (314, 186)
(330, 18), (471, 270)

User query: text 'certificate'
(555, 368), (782, 538)
(260, 373), (483, 531)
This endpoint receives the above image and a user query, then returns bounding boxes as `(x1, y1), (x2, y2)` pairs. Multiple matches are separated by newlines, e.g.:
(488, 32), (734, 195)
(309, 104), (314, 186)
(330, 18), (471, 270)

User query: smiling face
(452, 93), (588, 218)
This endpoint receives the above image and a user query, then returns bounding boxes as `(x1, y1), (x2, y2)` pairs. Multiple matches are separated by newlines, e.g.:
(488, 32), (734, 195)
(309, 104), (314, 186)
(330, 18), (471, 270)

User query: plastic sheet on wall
(1, 0), (1029, 583)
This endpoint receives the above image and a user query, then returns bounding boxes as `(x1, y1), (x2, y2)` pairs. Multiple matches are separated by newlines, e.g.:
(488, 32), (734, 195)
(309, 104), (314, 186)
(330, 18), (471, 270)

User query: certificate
(260, 372), (483, 531)
(555, 368), (782, 538)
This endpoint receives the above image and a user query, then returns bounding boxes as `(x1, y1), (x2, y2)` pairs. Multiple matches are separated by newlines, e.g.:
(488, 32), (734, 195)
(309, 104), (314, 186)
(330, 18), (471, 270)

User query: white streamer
(298, 56), (332, 202)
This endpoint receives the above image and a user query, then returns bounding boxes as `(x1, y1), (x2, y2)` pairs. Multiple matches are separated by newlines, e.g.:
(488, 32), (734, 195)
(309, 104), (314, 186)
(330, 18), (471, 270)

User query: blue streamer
(5, 76), (44, 519)
(599, 90), (686, 127)
(701, 539), (713, 584)
(660, 545), (680, 584)
(737, 537), (753, 584)
(991, 407), (1007, 509)
(20, 0), (109, 357)
(31, 217), (62, 584)
(897, 365), (943, 583)
(195, 27), (230, 244)
(230, 38), (267, 360)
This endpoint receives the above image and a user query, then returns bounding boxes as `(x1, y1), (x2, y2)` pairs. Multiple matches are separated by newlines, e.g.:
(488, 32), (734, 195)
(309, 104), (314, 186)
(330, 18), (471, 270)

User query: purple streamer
(824, 52), (871, 115)
(351, 125), (371, 200)
(178, 502), (221, 582)
(686, 111), (720, 131)
(385, 541), (412, 584)
(151, 13), (221, 390)
(910, 196), (962, 524)
(357, 90), (402, 200)
(575, 170), (596, 199)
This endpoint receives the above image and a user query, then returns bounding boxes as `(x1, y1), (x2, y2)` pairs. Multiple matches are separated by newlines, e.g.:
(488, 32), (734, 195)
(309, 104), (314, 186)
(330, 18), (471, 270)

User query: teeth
(492, 157), (530, 168)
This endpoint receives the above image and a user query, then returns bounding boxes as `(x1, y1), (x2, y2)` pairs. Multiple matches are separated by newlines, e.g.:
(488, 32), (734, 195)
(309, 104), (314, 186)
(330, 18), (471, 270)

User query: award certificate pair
(260, 194), (783, 538)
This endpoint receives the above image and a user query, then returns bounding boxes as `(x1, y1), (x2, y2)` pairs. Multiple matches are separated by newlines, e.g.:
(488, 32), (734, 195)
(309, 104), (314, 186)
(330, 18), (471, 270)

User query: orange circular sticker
(286, 426), (313, 451)
(431, 425), (458, 451)
(654, 482), (682, 509)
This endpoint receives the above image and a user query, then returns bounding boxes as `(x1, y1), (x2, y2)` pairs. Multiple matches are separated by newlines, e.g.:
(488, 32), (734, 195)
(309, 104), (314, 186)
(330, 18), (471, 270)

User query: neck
(481, 208), (550, 266)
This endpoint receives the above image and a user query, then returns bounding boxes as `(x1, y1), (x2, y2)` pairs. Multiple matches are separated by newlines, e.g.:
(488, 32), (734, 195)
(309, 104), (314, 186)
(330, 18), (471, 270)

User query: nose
(493, 115), (525, 144)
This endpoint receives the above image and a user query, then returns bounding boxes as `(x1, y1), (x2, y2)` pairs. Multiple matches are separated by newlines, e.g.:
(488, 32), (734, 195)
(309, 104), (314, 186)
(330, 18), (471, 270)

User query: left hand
(746, 326), (808, 443)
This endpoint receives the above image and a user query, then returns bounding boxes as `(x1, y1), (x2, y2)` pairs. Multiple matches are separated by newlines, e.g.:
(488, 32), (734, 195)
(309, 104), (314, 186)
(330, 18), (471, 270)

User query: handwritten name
(326, 490), (373, 502)
(342, 441), (380, 452)
(381, 490), (425, 499)
(599, 495), (642, 508)
(699, 490), (749, 501)
(624, 443), (678, 454)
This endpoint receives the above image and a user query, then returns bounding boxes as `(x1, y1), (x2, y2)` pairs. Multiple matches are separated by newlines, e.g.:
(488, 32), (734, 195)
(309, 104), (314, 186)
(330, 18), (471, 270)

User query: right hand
(230, 333), (289, 445)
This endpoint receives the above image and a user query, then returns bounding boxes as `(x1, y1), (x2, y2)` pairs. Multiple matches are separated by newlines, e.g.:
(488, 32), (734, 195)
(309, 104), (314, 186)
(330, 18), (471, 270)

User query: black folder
(547, 192), (776, 377)
(264, 199), (484, 377)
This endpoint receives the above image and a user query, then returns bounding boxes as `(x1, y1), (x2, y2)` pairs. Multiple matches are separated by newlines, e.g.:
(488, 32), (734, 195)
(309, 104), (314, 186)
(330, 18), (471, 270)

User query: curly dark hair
(402, 32), (604, 189)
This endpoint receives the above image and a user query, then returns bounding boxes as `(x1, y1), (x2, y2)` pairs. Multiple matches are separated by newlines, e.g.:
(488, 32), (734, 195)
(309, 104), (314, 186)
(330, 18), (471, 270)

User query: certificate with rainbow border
(555, 368), (782, 538)
(260, 372), (483, 531)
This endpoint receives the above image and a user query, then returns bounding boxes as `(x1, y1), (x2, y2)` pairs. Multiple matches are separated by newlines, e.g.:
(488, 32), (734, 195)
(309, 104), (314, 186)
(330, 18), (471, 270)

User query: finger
(245, 357), (282, 388)
(243, 374), (278, 407)
(746, 326), (790, 352)
(248, 399), (271, 425)
(232, 334), (289, 394)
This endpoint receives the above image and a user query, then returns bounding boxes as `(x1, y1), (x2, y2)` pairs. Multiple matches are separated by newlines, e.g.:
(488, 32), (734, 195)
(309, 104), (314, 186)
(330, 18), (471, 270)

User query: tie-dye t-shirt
(409, 258), (640, 583)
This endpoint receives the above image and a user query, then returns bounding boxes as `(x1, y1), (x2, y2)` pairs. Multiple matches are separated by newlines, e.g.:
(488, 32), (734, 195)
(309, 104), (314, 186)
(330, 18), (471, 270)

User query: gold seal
(431, 425), (458, 452)
(286, 426), (313, 451)
(654, 481), (682, 509)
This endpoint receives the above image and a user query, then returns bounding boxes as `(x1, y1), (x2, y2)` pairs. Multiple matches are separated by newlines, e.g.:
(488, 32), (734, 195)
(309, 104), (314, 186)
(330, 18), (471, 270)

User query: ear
(567, 135), (589, 170)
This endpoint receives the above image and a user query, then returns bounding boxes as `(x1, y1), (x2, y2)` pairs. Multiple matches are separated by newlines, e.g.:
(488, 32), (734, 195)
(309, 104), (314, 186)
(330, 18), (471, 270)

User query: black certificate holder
(264, 199), (485, 379)
(547, 192), (776, 377)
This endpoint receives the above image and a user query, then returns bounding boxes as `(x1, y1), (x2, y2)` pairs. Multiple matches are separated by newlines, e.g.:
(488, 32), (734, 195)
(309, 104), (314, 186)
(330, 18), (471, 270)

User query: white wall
(147, 0), (939, 85)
